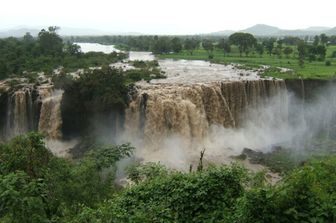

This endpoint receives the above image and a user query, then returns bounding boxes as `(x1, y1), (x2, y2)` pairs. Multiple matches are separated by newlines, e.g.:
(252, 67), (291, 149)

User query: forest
(0, 27), (126, 80)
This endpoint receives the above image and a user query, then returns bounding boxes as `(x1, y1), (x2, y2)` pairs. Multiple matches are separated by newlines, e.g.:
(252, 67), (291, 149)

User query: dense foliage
(0, 27), (126, 80)
(66, 157), (336, 223)
(1, 132), (336, 222)
(0, 132), (134, 222)
(229, 32), (257, 56)
(60, 63), (164, 138)
(61, 67), (129, 137)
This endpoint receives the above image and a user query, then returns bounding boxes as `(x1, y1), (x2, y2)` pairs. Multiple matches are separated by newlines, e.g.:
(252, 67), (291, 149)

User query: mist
(208, 84), (335, 152)
(102, 83), (336, 171)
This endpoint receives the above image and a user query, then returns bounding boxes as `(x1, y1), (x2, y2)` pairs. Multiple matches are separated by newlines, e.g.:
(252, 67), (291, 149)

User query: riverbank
(158, 48), (336, 80)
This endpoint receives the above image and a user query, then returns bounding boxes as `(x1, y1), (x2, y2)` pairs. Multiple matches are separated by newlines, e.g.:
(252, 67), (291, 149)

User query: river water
(74, 42), (263, 84)
(75, 42), (121, 54)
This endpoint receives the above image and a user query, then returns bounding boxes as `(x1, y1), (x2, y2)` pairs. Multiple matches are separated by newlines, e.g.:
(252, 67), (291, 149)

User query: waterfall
(0, 82), (63, 141)
(124, 80), (288, 151)
(38, 87), (63, 139)
(5, 87), (34, 138)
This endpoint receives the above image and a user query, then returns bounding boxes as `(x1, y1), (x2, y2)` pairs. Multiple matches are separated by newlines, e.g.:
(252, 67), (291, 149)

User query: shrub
(75, 164), (248, 222)
(237, 156), (336, 222)
(0, 132), (134, 222)
(331, 51), (336, 58)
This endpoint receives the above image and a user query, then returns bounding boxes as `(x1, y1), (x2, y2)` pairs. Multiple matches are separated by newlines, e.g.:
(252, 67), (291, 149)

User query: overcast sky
(1, 0), (335, 34)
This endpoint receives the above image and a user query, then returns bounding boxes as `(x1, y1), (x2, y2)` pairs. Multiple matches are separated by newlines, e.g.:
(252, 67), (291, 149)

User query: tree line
(0, 27), (126, 80)
(1, 30), (335, 80)
(71, 33), (336, 54)
(70, 33), (336, 68)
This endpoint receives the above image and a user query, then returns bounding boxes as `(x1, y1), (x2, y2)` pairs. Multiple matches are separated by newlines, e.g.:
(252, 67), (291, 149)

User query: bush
(70, 156), (336, 223)
(236, 156), (336, 222)
(0, 132), (134, 222)
(331, 51), (336, 58)
(74, 164), (248, 222)
(2, 133), (336, 222)
(325, 60), (332, 66)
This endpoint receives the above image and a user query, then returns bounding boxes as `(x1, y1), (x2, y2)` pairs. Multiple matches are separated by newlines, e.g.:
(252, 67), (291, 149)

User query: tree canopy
(229, 32), (257, 56)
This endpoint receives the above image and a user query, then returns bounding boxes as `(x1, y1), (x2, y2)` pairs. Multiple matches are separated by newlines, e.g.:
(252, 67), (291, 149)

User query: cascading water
(0, 79), (63, 141)
(0, 57), (334, 169)
(124, 80), (288, 152)
(5, 87), (34, 139)
(38, 87), (63, 139)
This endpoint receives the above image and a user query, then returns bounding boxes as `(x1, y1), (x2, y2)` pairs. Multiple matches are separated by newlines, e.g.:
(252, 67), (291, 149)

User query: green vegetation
(0, 132), (134, 223)
(107, 33), (336, 79)
(60, 63), (164, 138)
(127, 60), (165, 82)
(0, 27), (126, 80)
(60, 67), (129, 137)
(159, 45), (336, 79)
(1, 28), (336, 222)
(229, 32), (257, 56)
(73, 33), (336, 80)
(1, 132), (336, 222)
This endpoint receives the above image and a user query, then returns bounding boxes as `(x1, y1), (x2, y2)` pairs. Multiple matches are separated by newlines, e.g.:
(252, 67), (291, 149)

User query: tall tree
(320, 33), (328, 46)
(171, 37), (182, 53)
(218, 38), (231, 56)
(65, 41), (81, 56)
(37, 26), (63, 56)
(229, 33), (256, 57)
(263, 38), (276, 56)
(23, 32), (34, 43)
(283, 47), (293, 58)
(202, 39), (214, 58)
(255, 43), (264, 57)
(152, 36), (171, 54)
(297, 40), (306, 67)
(313, 35), (320, 46)
(277, 40), (283, 58)
(315, 45), (327, 60)
(184, 38), (198, 55)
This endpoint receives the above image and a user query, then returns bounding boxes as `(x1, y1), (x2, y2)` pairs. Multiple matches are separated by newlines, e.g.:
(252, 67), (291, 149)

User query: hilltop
(209, 24), (336, 36)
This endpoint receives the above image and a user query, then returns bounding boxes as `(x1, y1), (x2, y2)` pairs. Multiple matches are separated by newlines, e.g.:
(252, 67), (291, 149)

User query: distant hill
(0, 26), (143, 38)
(326, 27), (336, 35)
(305, 26), (331, 31)
(1, 24), (335, 37)
(207, 30), (235, 36)
(241, 24), (281, 36)
(0, 28), (40, 38)
(207, 24), (336, 37)
(58, 27), (113, 36)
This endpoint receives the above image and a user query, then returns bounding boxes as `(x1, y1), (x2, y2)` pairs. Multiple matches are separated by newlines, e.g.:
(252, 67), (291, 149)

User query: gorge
(0, 50), (335, 170)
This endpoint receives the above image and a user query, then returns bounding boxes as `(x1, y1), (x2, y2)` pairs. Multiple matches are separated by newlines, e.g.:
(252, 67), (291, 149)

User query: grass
(159, 46), (336, 80)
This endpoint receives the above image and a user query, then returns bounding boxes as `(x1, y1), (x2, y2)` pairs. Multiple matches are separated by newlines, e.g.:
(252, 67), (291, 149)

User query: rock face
(125, 80), (288, 150)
